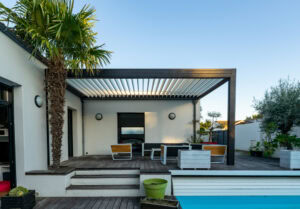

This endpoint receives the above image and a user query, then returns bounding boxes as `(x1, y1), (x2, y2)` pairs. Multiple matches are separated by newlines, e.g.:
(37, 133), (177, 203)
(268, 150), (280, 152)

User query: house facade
(5, 24), (298, 198)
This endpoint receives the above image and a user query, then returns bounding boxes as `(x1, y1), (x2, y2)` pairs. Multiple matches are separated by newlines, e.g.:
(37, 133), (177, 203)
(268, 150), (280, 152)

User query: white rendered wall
(84, 100), (199, 155)
(235, 121), (300, 152)
(60, 91), (82, 162)
(0, 31), (82, 187)
(0, 31), (47, 186)
(235, 121), (262, 151)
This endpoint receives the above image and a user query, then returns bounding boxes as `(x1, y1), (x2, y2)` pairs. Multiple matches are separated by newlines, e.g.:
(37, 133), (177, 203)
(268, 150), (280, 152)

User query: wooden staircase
(66, 169), (140, 197)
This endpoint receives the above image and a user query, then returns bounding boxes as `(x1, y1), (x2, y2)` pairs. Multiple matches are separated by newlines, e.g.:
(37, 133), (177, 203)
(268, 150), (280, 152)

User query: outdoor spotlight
(95, 113), (103, 121)
(34, 95), (43, 108)
(168, 112), (176, 120)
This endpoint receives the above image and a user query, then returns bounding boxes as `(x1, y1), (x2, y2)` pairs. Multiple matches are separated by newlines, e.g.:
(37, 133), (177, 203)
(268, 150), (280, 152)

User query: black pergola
(65, 68), (236, 165)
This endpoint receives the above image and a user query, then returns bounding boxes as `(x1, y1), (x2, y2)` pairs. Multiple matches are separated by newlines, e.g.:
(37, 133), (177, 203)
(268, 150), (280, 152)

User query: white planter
(280, 150), (300, 169)
(178, 150), (211, 169)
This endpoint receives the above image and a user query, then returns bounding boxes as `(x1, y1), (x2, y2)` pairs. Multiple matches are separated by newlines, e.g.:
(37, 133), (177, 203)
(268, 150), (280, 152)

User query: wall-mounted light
(168, 112), (176, 120)
(95, 113), (103, 121)
(34, 95), (43, 108)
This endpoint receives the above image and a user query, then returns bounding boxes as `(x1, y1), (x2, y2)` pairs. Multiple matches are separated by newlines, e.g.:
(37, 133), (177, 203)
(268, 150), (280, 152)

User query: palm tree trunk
(46, 55), (66, 169)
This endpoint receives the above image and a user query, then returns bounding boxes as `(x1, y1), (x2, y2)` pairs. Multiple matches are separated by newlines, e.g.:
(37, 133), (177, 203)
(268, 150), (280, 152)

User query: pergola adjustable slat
(181, 79), (198, 97)
(158, 79), (167, 96)
(77, 79), (97, 97)
(99, 79), (114, 97)
(155, 79), (161, 96)
(108, 79), (119, 96)
(94, 79), (109, 97)
(67, 80), (90, 97)
(89, 79), (105, 97)
(164, 79), (174, 96)
(196, 79), (217, 96)
(192, 79), (211, 96)
(120, 79), (128, 97)
(66, 69), (234, 100)
(170, 79), (184, 97)
(131, 79), (135, 97)
(114, 79), (124, 96)
(151, 79), (156, 95)
(161, 79), (171, 96)
(186, 79), (203, 96)
(104, 79), (117, 97)
(125, 79), (132, 97)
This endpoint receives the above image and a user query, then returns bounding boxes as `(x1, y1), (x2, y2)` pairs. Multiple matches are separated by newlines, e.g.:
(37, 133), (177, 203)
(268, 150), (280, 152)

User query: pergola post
(227, 70), (236, 165)
(192, 100), (197, 140)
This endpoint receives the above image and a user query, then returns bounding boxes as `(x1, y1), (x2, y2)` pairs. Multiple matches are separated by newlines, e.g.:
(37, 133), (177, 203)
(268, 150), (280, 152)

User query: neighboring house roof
(0, 22), (48, 66)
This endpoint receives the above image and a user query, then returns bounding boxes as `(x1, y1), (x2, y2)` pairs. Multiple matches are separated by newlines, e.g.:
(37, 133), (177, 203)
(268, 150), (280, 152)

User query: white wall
(235, 121), (300, 152)
(0, 31), (47, 186)
(0, 31), (82, 186)
(235, 122), (262, 151)
(61, 91), (83, 161)
(84, 100), (199, 155)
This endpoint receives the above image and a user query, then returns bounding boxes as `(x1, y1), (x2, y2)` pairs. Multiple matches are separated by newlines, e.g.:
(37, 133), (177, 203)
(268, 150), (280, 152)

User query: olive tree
(254, 79), (300, 135)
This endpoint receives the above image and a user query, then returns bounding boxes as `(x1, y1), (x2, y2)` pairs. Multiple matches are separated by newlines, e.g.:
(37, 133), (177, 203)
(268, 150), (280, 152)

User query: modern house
(1, 23), (300, 198)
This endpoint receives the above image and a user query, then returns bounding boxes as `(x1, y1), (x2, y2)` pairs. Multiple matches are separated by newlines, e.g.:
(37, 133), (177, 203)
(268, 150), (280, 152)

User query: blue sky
(2, 0), (300, 120)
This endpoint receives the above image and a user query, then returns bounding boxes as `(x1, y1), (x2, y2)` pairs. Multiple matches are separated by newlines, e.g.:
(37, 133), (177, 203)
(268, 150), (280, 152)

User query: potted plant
(276, 134), (300, 169)
(1, 186), (36, 209)
(143, 178), (168, 200)
(141, 178), (179, 209)
(249, 142), (263, 157)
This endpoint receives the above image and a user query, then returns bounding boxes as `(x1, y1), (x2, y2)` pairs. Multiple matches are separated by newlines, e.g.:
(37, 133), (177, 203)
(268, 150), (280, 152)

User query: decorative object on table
(140, 198), (179, 209)
(143, 178), (168, 200)
(34, 95), (43, 108)
(95, 113), (103, 121)
(1, 186), (36, 209)
(178, 150), (211, 169)
(276, 134), (300, 169)
(168, 113), (176, 120)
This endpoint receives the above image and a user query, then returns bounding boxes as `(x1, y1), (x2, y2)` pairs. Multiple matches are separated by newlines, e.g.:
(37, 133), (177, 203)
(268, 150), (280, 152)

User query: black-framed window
(118, 113), (145, 153)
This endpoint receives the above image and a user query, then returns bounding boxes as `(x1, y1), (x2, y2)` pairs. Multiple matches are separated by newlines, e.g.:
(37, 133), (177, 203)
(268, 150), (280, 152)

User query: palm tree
(0, 0), (111, 168)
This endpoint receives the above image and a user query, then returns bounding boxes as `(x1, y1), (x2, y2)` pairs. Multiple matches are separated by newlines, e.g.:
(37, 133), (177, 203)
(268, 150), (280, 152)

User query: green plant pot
(143, 178), (168, 200)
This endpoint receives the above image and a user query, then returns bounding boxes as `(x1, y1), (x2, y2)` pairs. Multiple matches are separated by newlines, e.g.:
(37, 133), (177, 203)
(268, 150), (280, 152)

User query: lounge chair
(202, 145), (227, 163)
(111, 144), (132, 160)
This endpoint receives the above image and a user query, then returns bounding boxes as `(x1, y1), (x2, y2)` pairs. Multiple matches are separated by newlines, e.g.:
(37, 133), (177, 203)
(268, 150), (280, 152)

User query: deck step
(71, 174), (140, 185)
(67, 185), (139, 190)
(75, 169), (140, 175)
(66, 185), (140, 197)
(72, 174), (140, 178)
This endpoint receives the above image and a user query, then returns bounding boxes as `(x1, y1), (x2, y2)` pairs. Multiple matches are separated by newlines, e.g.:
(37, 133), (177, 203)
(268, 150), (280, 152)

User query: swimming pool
(177, 196), (300, 209)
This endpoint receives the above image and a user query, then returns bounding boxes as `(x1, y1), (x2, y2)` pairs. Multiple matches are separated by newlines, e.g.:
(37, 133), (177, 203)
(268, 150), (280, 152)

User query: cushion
(0, 181), (10, 192)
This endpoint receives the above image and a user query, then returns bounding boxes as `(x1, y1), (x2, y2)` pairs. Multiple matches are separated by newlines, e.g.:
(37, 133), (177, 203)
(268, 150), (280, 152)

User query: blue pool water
(177, 196), (300, 209)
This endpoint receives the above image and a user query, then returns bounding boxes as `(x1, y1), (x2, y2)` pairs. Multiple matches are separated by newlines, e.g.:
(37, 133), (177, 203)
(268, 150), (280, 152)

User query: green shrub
(263, 141), (278, 157)
(275, 134), (300, 150)
(9, 186), (29, 197)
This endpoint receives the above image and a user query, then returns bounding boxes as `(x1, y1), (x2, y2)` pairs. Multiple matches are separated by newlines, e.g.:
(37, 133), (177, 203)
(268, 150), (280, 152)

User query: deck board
(33, 197), (140, 209)
(60, 151), (286, 173)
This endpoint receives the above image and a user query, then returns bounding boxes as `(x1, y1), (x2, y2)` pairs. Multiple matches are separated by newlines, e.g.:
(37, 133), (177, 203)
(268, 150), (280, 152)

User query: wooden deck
(34, 197), (139, 209)
(61, 151), (286, 173)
